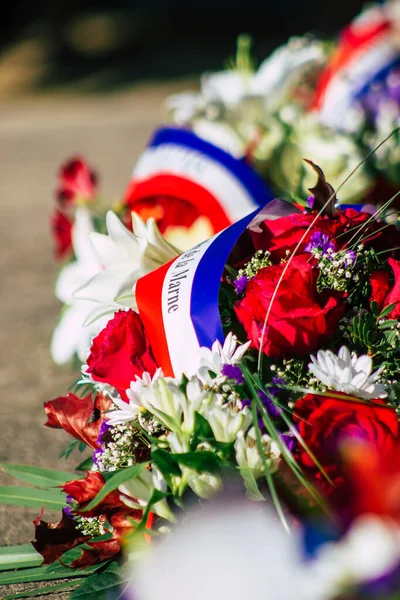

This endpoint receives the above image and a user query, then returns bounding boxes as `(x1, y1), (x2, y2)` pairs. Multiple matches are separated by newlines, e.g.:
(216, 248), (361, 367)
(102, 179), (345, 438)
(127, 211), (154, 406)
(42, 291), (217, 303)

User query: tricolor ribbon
(313, 5), (400, 131)
(137, 200), (366, 378)
(136, 200), (301, 377)
(124, 126), (274, 234)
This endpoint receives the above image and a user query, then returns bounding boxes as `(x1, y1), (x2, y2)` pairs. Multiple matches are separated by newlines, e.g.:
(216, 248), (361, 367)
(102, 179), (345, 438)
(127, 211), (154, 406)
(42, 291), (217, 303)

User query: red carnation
(235, 255), (346, 358)
(50, 209), (73, 260)
(56, 156), (97, 206)
(86, 309), (158, 401)
(293, 393), (399, 497)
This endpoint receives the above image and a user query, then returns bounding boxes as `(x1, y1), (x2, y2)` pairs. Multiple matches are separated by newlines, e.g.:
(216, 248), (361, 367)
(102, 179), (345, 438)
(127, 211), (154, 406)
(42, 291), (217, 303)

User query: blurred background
(0, 0), (365, 95)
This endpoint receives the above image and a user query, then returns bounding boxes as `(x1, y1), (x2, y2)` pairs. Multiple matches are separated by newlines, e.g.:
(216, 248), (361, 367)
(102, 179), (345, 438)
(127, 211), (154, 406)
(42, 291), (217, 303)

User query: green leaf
(81, 463), (149, 512)
(70, 560), (122, 599)
(3, 581), (81, 600)
(379, 303), (396, 318)
(152, 448), (181, 476)
(0, 487), (66, 511)
(174, 451), (221, 472)
(238, 466), (265, 501)
(0, 544), (42, 572)
(370, 300), (379, 317)
(75, 456), (94, 472)
(378, 319), (398, 330)
(0, 464), (77, 489)
(191, 412), (214, 447)
(0, 563), (95, 585)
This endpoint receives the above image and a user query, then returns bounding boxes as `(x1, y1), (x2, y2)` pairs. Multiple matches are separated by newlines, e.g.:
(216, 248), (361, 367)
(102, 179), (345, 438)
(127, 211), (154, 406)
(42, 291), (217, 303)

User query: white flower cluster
(104, 333), (280, 500)
(308, 346), (387, 400)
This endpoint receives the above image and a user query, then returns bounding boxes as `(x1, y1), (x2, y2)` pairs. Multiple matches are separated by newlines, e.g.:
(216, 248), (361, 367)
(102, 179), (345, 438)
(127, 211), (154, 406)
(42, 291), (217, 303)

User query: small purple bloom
(96, 420), (110, 446)
(307, 195), (315, 209)
(64, 506), (73, 518)
(234, 274), (248, 295)
(305, 232), (335, 256)
(344, 250), (357, 267)
(221, 363), (244, 385)
(258, 390), (280, 419)
(280, 433), (297, 453)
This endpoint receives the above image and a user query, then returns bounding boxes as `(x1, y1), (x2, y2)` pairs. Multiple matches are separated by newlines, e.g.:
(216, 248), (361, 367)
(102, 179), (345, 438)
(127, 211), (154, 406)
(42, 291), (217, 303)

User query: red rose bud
(50, 209), (73, 260)
(293, 393), (399, 497)
(235, 255), (346, 358)
(87, 309), (158, 401)
(55, 156), (97, 206)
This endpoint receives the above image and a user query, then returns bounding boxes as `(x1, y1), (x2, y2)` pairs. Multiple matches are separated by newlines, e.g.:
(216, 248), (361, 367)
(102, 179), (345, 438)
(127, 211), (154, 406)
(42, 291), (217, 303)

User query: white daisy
(197, 332), (250, 383)
(106, 368), (165, 426)
(308, 346), (387, 400)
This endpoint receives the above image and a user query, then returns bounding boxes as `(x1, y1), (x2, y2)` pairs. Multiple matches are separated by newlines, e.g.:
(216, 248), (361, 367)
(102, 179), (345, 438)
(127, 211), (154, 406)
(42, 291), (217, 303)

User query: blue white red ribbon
(313, 5), (400, 130)
(126, 126), (274, 232)
(137, 200), (367, 378)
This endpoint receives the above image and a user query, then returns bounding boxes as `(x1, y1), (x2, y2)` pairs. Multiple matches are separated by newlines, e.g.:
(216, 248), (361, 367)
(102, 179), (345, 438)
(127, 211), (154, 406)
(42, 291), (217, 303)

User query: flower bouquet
(2, 157), (400, 599)
(165, 1), (400, 205)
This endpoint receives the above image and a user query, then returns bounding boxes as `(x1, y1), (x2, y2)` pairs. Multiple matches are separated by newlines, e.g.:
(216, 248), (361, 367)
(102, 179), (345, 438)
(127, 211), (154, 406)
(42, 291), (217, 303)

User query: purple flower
(305, 232), (335, 255)
(307, 195), (315, 208)
(344, 250), (356, 267)
(234, 275), (248, 295)
(280, 433), (297, 453)
(221, 363), (244, 385)
(258, 390), (280, 419)
(96, 420), (110, 446)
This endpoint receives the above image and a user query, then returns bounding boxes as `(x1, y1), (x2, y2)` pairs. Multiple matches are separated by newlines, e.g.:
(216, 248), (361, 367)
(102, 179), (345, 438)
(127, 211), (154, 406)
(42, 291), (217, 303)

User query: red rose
(250, 208), (400, 262)
(250, 208), (371, 261)
(50, 209), (73, 260)
(235, 255), (345, 358)
(293, 393), (399, 496)
(87, 309), (158, 400)
(56, 156), (97, 205)
(370, 258), (400, 318)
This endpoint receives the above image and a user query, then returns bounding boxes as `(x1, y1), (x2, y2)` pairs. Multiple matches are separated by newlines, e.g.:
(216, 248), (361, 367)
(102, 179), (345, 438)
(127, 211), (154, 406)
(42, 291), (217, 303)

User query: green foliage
(80, 462), (149, 512)
(0, 464), (77, 489)
(0, 487), (66, 511)
(70, 560), (122, 600)
(0, 545), (42, 572)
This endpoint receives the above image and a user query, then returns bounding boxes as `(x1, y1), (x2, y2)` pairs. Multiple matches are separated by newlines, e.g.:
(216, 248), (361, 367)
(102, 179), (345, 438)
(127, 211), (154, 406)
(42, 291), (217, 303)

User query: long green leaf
(1, 464), (77, 489)
(70, 561), (122, 599)
(0, 564), (94, 585)
(0, 487), (66, 511)
(81, 463), (149, 512)
(0, 544), (42, 572)
(4, 580), (82, 599)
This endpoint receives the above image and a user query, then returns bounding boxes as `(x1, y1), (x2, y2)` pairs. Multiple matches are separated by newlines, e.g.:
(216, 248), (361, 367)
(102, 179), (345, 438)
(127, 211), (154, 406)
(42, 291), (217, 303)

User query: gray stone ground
(0, 82), (186, 598)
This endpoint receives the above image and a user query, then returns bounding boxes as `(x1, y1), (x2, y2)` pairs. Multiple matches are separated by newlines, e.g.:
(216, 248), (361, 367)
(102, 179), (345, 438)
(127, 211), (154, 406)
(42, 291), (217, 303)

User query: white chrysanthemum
(308, 346), (387, 400)
(74, 211), (180, 325)
(105, 369), (165, 427)
(197, 332), (250, 383)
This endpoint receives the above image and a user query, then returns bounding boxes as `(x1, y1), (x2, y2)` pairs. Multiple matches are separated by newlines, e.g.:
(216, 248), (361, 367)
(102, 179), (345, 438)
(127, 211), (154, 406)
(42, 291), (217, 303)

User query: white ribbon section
(133, 144), (259, 221)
